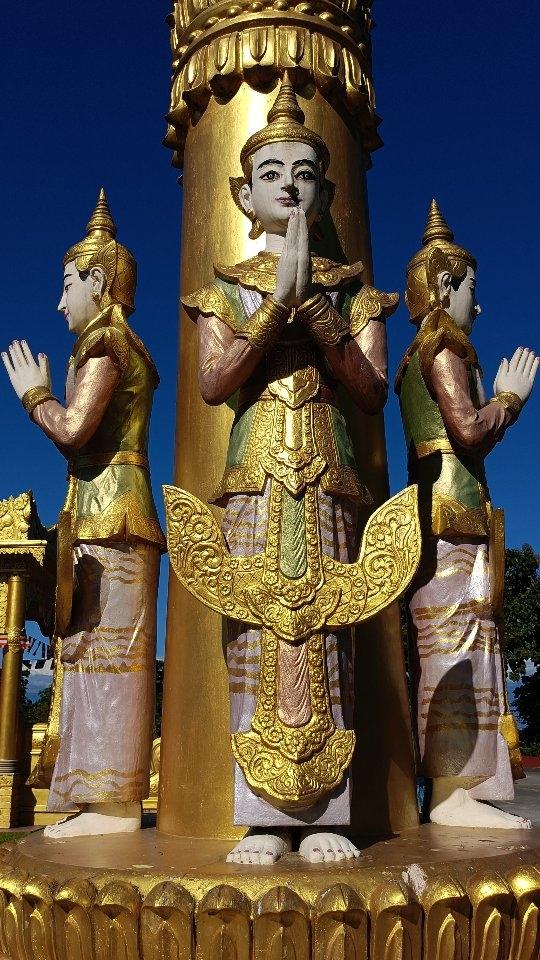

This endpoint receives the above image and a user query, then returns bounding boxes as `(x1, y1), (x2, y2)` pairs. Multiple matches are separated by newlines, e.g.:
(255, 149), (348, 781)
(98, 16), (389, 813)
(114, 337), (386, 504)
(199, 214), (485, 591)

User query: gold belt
(69, 451), (149, 472)
(414, 439), (454, 458)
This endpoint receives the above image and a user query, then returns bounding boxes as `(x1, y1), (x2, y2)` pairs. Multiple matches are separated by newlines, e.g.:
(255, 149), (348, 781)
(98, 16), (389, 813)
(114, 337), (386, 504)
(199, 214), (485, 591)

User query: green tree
(514, 670), (540, 755)
(503, 544), (540, 752)
(504, 544), (540, 681)
(29, 685), (53, 724)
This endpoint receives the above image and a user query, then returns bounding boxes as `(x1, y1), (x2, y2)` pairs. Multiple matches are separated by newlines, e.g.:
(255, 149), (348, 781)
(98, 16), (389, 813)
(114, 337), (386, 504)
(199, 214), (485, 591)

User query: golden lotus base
(1, 825), (540, 959)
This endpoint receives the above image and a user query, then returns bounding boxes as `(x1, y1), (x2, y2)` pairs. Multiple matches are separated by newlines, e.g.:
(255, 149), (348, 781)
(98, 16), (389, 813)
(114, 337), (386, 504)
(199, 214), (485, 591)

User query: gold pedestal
(1, 826), (539, 959)
(0, 776), (21, 831)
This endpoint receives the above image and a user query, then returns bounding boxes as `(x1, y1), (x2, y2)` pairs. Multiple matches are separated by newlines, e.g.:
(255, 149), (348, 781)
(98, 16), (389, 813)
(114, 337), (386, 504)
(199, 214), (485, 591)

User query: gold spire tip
(422, 198), (454, 246)
(267, 70), (305, 126)
(86, 188), (117, 240)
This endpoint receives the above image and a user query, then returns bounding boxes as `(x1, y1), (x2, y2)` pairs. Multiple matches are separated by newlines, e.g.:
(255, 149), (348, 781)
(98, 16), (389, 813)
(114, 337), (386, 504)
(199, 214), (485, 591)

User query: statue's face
(440, 265), (481, 333)
(240, 141), (325, 235)
(58, 260), (105, 335)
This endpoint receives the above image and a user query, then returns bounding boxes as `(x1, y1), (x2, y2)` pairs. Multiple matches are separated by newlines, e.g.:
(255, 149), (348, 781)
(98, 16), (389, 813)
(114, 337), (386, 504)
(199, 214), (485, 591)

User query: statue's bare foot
(299, 831), (360, 863)
(43, 802), (141, 838)
(430, 789), (532, 829)
(226, 830), (291, 864)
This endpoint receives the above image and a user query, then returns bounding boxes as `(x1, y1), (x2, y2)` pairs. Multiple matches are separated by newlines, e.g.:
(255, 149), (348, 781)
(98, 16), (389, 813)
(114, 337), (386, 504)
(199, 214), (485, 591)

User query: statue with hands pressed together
(177, 74), (415, 865)
(397, 200), (538, 829)
(2, 190), (165, 838)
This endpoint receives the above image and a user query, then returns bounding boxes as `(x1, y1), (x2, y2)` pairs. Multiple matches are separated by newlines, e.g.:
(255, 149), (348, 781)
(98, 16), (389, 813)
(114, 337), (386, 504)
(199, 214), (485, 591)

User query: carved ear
(89, 265), (107, 298)
(229, 176), (264, 239)
(229, 176), (249, 215)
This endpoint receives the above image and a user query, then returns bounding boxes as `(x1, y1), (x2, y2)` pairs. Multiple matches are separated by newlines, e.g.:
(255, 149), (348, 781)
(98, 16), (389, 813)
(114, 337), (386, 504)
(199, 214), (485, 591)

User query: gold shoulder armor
(349, 285), (399, 337)
(73, 324), (129, 374)
(181, 284), (237, 331)
(416, 308), (478, 384)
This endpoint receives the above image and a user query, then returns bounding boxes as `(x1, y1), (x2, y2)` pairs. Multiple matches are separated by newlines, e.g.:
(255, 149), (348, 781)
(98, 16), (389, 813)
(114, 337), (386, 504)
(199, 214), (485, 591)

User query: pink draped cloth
(409, 537), (513, 801)
(47, 542), (160, 811)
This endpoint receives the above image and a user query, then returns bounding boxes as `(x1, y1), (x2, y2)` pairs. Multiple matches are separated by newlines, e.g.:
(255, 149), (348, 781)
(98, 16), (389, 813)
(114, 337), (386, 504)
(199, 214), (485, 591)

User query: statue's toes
(299, 832), (359, 863)
(226, 833), (288, 865)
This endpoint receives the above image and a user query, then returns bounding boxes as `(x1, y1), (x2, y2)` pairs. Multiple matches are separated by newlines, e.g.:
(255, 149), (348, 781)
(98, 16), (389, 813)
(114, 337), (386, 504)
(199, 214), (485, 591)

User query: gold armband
(21, 386), (55, 416)
(297, 292), (349, 346)
(237, 296), (290, 350)
(492, 390), (524, 421)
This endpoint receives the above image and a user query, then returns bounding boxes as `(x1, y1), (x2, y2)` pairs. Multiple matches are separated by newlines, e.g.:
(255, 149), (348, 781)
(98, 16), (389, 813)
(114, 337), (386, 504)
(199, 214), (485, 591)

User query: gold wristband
(297, 292), (349, 346)
(238, 296), (290, 350)
(492, 391), (524, 421)
(21, 385), (55, 416)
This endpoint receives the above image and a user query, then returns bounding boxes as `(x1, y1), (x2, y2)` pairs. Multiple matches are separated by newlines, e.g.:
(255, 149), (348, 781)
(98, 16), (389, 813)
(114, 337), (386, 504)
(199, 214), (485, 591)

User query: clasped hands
(2, 340), (51, 401)
(274, 207), (313, 312)
(493, 347), (539, 405)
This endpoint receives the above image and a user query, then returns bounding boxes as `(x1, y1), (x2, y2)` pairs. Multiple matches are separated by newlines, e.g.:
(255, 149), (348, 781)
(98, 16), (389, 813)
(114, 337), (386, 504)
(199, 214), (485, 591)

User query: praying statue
(169, 74), (421, 864)
(2, 190), (165, 838)
(396, 200), (538, 828)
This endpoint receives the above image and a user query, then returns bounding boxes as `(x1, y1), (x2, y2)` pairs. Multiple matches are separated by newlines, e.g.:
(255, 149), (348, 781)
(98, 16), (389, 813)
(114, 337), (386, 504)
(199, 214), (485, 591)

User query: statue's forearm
(31, 357), (119, 452)
(298, 298), (388, 414)
(198, 334), (265, 405)
(198, 302), (289, 405)
(323, 336), (388, 414)
(432, 350), (512, 455)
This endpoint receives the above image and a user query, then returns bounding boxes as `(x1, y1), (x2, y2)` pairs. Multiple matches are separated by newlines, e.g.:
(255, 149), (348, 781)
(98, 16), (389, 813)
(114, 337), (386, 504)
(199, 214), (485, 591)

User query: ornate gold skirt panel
(165, 482), (421, 814)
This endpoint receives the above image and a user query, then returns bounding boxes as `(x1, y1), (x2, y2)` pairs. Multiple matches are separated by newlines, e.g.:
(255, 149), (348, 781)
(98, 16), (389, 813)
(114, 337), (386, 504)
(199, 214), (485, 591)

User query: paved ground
(495, 768), (540, 825)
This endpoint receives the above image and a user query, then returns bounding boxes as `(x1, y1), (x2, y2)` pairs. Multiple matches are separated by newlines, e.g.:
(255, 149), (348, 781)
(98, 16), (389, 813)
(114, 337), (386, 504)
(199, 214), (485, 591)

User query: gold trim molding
(165, 0), (381, 166)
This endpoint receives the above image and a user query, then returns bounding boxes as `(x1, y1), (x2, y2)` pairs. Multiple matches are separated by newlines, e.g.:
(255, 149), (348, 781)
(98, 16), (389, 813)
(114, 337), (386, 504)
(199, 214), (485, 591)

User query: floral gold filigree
(349, 285), (400, 337)
(165, 482), (420, 807)
(0, 492), (32, 542)
(165, 1), (381, 166)
(215, 253), (364, 295)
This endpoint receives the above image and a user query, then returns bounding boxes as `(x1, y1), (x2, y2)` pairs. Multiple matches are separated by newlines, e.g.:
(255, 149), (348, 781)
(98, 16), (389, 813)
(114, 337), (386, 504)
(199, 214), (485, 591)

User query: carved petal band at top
(166, 4), (380, 164)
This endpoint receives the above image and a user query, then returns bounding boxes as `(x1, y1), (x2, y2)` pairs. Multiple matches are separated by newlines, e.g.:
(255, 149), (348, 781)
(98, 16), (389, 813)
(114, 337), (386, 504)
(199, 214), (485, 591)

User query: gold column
(159, 3), (418, 838)
(0, 574), (26, 771)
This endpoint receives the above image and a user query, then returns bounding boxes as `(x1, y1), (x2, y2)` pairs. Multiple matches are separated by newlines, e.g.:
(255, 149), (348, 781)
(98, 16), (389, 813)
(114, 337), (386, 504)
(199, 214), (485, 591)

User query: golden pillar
(0, 574), (26, 772)
(0, 493), (49, 827)
(158, 1), (418, 838)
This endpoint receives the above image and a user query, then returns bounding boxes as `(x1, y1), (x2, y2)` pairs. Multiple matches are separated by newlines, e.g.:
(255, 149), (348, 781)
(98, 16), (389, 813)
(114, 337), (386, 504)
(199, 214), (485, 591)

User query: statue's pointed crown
(85, 188), (117, 241)
(405, 199), (476, 324)
(240, 72), (330, 177)
(63, 188), (137, 314)
(421, 198), (454, 246)
(406, 198), (476, 277)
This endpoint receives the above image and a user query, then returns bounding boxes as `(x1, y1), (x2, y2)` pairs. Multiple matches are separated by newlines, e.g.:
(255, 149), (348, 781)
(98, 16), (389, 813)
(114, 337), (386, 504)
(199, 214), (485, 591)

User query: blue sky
(2, 2), (539, 656)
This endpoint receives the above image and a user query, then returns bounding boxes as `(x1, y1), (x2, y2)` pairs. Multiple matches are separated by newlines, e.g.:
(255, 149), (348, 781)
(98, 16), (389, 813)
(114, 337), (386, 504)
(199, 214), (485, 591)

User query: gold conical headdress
(421, 198), (454, 246)
(85, 188), (117, 241)
(63, 189), (137, 314)
(239, 72), (330, 177)
(405, 198), (476, 324)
